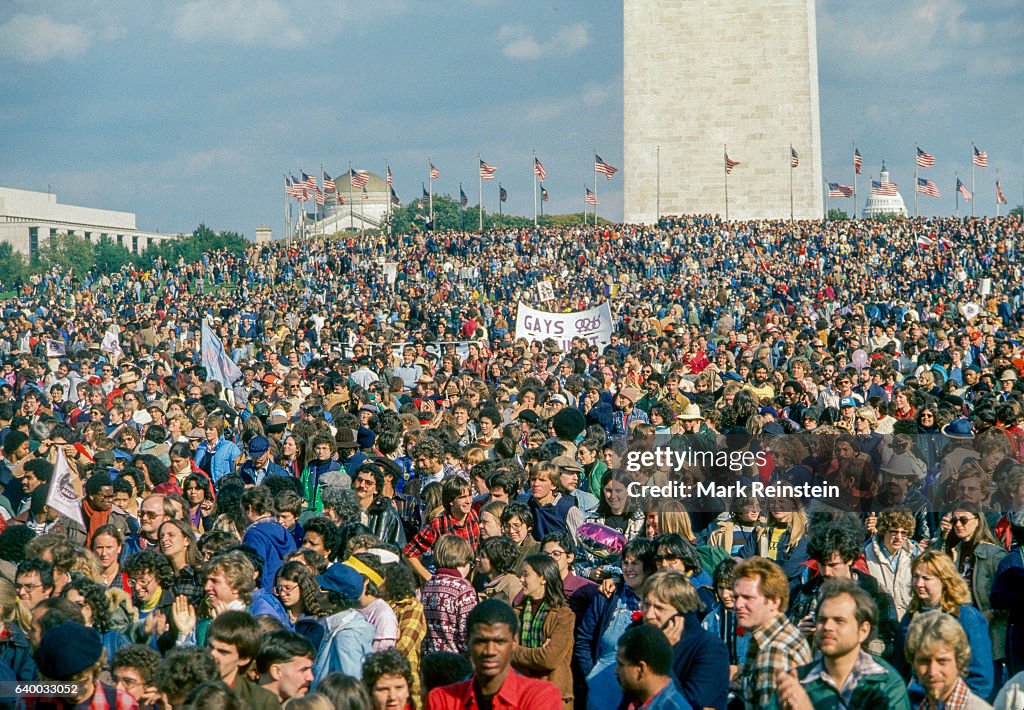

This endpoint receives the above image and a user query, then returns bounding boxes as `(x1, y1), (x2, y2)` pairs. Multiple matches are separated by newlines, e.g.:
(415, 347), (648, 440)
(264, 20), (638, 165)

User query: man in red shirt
(426, 599), (560, 709)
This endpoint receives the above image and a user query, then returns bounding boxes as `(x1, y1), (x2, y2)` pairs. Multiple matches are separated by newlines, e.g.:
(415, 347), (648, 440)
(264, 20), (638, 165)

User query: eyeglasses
(505, 521), (526, 532)
(545, 550), (566, 559)
(112, 676), (142, 689)
(139, 510), (163, 520)
(952, 516), (976, 526)
(274, 584), (299, 595)
(15, 582), (43, 591)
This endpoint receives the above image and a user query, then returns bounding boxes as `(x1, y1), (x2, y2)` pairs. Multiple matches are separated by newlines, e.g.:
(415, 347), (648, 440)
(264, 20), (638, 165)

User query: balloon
(852, 349), (869, 371)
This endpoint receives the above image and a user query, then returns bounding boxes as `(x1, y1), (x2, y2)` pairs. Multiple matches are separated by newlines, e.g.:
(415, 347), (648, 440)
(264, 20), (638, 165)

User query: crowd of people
(0, 213), (1023, 709)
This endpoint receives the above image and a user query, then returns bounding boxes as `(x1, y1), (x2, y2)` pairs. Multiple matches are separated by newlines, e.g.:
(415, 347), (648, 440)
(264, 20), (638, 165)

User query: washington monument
(624, 0), (824, 222)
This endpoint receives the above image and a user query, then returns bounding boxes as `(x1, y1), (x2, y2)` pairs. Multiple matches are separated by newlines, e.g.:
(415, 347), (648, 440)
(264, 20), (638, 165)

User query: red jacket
(426, 670), (561, 710)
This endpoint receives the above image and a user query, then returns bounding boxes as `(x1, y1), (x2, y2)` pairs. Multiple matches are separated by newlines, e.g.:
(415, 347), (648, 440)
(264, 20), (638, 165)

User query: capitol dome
(862, 163), (907, 218)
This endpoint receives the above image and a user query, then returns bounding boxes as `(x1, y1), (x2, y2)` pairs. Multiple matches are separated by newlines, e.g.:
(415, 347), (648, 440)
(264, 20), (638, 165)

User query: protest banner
(514, 301), (613, 353)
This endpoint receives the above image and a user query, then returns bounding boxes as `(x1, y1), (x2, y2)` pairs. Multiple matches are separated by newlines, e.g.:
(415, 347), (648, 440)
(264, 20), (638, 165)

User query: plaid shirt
(801, 649), (888, 707)
(392, 596), (426, 699)
(19, 682), (139, 710)
(918, 677), (971, 710)
(403, 509), (480, 558)
(739, 613), (811, 710)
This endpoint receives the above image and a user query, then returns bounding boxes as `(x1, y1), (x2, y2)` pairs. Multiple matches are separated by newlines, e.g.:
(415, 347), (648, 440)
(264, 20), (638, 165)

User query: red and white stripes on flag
(594, 154), (618, 179)
(827, 183), (854, 198)
(973, 146), (988, 168)
(302, 172), (318, 192)
(534, 157), (547, 182)
(430, 163), (439, 180)
(917, 235), (935, 249)
(790, 147), (800, 168)
(322, 172), (336, 192)
(584, 187), (598, 205)
(916, 148), (935, 168)
(286, 176), (305, 199)
(386, 166), (393, 188)
(479, 160), (497, 179)
(337, 193), (345, 205)
(351, 170), (370, 189)
(725, 153), (739, 174)
(916, 178), (940, 198)
(957, 178), (972, 201)
(871, 180), (898, 196)
(315, 190), (325, 206)
(997, 181), (1007, 205)
(853, 149), (862, 174)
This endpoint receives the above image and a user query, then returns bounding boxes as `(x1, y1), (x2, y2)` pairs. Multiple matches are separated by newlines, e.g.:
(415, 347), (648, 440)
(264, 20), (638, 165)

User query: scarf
(519, 599), (548, 649)
(82, 498), (112, 546)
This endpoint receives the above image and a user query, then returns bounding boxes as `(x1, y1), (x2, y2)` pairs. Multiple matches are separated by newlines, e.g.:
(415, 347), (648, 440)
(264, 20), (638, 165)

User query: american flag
(541, 185), (549, 203)
(390, 187), (400, 206)
(916, 178), (940, 198)
(422, 184), (429, 200)
(827, 182), (853, 198)
(725, 153), (739, 174)
(351, 170), (370, 189)
(285, 176), (304, 199)
(957, 178), (972, 201)
(460, 186), (468, 207)
(362, 186), (369, 200)
(790, 147), (800, 168)
(594, 154), (618, 179)
(302, 172), (318, 191)
(871, 180), (898, 196)
(315, 190), (326, 206)
(534, 157), (547, 182)
(916, 148), (935, 168)
(499, 185), (507, 203)
(430, 163), (439, 180)
(584, 187), (598, 205)
(853, 148), (862, 174)
(322, 172), (336, 193)
(997, 181), (1007, 205)
(386, 166), (393, 188)
(973, 146), (988, 168)
(479, 159), (497, 179)
(336, 193), (345, 205)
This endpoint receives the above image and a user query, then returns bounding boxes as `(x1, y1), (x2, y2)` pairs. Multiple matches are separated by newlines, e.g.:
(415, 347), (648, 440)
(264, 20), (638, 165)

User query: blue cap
(317, 563), (364, 600)
(248, 435), (270, 455)
(721, 371), (743, 383)
(839, 396), (858, 408)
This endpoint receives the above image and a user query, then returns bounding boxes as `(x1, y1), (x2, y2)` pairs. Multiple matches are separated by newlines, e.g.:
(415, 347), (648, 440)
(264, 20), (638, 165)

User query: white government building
(295, 170), (390, 237)
(861, 165), (908, 218)
(0, 186), (182, 258)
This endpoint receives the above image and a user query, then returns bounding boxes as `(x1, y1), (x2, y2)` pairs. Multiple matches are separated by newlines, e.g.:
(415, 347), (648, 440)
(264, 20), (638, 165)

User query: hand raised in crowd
(172, 595), (197, 639)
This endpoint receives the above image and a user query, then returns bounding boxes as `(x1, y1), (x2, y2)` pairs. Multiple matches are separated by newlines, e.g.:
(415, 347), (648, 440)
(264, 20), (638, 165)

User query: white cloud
(172, 0), (304, 48)
(498, 21), (591, 60)
(0, 14), (91, 63)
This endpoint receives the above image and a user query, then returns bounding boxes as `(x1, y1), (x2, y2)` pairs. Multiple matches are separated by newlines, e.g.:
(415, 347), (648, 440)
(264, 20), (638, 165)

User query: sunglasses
(952, 516), (976, 526)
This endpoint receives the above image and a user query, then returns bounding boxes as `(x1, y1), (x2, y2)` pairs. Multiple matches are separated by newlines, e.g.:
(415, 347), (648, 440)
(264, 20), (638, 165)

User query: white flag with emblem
(46, 447), (84, 526)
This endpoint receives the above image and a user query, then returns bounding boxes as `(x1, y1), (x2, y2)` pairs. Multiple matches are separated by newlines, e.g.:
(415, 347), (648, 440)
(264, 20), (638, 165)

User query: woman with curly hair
(63, 575), (132, 669)
(893, 549), (993, 699)
(274, 561), (325, 632)
(182, 473), (216, 533)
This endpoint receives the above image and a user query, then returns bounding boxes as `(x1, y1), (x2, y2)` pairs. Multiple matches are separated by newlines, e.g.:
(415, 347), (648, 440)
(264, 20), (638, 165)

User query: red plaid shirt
(918, 677), (971, 710)
(403, 510), (480, 558)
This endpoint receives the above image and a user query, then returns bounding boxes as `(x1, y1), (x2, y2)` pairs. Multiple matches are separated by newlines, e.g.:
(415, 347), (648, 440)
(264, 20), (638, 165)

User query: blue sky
(0, 0), (1020, 237)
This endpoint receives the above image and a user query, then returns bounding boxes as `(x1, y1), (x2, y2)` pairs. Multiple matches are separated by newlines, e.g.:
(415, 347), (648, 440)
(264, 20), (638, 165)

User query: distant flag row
(856, 144), (992, 171)
(830, 176), (1006, 204)
(285, 170), (371, 200)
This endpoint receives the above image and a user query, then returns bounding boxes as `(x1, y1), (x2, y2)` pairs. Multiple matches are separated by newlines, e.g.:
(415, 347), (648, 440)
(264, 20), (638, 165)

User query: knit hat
(35, 622), (103, 679)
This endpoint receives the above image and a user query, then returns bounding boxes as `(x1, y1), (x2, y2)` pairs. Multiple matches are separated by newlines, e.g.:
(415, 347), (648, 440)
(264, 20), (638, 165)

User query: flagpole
(656, 144), (661, 223)
(852, 142), (858, 220)
(385, 161), (390, 228)
(283, 173), (289, 245)
(914, 144), (919, 219)
(593, 148), (599, 224)
(533, 150), (538, 228)
(319, 162), (324, 240)
(971, 142), (976, 219)
(724, 144), (729, 222)
(996, 169), (1001, 218)
(459, 182), (464, 231)
(348, 161), (354, 230)
(478, 154), (484, 231)
(789, 144), (794, 222)
(823, 180), (829, 219)
(428, 156), (434, 228)
(955, 171), (959, 217)
(498, 183), (503, 229)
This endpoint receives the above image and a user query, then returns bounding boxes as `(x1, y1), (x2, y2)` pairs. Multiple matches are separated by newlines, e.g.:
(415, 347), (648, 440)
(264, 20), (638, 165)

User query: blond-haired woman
(893, 550), (993, 698)
(736, 496), (809, 589)
(0, 578), (33, 680)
